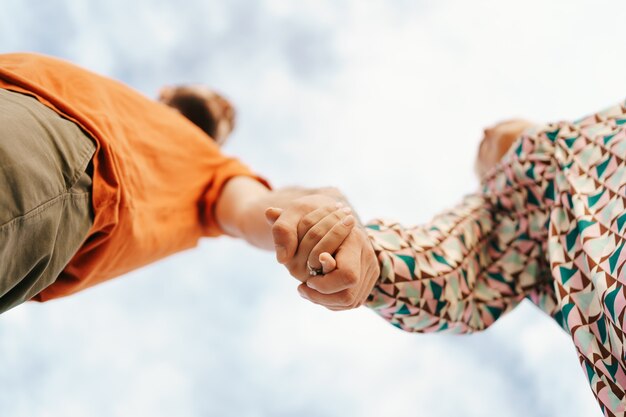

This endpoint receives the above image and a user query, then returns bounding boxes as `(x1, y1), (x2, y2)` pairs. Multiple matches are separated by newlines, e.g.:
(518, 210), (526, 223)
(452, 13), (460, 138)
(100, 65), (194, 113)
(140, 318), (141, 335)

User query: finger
(306, 215), (354, 272)
(296, 203), (343, 240)
(352, 252), (374, 307)
(272, 202), (325, 263)
(265, 207), (283, 225)
(302, 253), (336, 293)
(295, 288), (347, 312)
(297, 282), (357, 309)
(305, 228), (361, 294)
(319, 252), (337, 274)
(272, 217), (301, 264)
(310, 227), (379, 306)
(346, 229), (380, 307)
(305, 265), (359, 295)
(294, 209), (351, 270)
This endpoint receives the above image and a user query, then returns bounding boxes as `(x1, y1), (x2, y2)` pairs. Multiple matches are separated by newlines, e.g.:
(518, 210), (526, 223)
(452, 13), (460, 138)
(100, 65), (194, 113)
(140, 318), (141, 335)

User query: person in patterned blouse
(270, 102), (626, 417)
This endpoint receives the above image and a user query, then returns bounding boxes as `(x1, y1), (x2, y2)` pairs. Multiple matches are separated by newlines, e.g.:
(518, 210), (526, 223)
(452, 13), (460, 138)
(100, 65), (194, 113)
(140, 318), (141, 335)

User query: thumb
(265, 207), (283, 225)
(319, 252), (337, 274)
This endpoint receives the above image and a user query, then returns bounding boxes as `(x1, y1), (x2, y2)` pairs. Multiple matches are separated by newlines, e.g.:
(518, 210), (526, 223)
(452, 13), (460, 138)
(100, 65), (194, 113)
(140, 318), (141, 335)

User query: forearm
(366, 198), (547, 334)
(215, 176), (351, 250)
(366, 131), (560, 333)
(365, 196), (523, 333)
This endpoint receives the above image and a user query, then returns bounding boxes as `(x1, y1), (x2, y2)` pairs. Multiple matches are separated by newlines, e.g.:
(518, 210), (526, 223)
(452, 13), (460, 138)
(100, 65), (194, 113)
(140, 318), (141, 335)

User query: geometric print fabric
(365, 102), (626, 417)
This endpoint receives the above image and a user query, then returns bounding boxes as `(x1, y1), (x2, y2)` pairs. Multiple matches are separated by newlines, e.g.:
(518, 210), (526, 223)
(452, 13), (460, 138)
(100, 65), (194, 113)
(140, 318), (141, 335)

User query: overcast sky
(1, 0), (624, 416)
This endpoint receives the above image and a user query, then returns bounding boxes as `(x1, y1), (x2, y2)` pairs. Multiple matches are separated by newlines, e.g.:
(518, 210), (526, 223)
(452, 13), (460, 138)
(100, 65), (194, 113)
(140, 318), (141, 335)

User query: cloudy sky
(1, 0), (624, 416)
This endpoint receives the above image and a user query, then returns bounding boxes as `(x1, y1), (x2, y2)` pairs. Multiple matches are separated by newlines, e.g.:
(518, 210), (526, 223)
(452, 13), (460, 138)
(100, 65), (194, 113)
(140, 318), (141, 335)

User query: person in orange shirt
(0, 53), (364, 314)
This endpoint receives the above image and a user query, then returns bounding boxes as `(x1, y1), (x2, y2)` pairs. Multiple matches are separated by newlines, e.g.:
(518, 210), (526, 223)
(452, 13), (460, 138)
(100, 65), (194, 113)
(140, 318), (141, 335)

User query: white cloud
(1, 0), (620, 416)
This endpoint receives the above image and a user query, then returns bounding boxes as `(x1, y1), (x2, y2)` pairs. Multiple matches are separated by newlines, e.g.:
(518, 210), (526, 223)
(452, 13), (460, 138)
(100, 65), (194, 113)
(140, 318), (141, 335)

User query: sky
(1, 0), (625, 416)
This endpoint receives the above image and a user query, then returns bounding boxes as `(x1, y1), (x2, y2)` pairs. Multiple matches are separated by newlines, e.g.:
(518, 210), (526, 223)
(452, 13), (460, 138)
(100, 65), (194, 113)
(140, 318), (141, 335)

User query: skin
(159, 85), (530, 311)
(299, 229), (380, 311)
(268, 202), (380, 310)
(270, 118), (535, 311)
(215, 178), (353, 252)
(266, 203), (355, 280)
(157, 84), (356, 254)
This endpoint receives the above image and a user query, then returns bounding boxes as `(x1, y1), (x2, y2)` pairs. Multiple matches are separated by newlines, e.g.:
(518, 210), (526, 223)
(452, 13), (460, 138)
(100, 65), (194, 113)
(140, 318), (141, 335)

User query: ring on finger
(307, 261), (324, 276)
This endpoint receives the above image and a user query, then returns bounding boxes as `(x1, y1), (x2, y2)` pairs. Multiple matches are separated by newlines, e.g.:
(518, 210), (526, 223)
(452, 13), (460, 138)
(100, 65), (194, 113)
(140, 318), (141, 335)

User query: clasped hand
(265, 194), (380, 311)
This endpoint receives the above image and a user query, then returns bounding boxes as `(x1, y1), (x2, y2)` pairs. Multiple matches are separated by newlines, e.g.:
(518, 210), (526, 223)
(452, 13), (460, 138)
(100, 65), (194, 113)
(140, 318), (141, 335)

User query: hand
(297, 227), (380, 311)
(265, 195), (355, 282)
(267, 195), (381, 310)
(475, 119), (535, 178)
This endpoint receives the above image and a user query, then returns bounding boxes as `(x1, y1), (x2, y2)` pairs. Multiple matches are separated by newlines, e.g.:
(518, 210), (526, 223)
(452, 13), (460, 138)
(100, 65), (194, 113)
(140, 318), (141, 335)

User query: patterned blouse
(365, 102), (626, 417)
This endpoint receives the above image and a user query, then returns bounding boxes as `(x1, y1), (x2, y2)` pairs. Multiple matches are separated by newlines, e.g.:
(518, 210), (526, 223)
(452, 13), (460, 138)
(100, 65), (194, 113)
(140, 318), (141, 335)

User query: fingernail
(335, 202), (344, 208)
(341, 207), (352, 214)
(306, 280), (316, 289)
(342, 215), (355, 226)
(275, 245), (286, 263)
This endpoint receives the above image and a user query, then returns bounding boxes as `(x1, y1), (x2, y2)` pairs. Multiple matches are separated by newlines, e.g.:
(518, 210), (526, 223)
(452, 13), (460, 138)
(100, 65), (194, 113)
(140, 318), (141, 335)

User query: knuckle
(301, 216), (316, 228)
(299, 215), (317, 231)
(352, 296), (366, 309)
(308, 248), (322, 263)
(343, 271), (358, 286)
(329, 226), (347, 239)
(272, 221), (289, 237)
(286, 259), (302, 271)
(339, 291), (355, 306)
(286, 262), (298, 275)
(307, 227), (324, 242)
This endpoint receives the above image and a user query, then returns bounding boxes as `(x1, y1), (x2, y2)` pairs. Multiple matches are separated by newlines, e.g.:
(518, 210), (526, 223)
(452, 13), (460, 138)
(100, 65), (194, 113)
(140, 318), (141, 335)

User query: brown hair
(168, 93), (218, 139)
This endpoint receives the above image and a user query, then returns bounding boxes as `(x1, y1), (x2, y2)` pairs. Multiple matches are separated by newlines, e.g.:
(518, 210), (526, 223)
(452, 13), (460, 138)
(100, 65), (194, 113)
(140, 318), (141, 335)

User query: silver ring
(307, 261), (324, 276)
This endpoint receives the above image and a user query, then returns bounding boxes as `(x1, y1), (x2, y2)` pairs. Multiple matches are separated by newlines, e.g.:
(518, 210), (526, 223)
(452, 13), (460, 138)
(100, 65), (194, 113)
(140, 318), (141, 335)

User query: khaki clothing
(0, 88), (95, 312)
(0, 53), (266, 301)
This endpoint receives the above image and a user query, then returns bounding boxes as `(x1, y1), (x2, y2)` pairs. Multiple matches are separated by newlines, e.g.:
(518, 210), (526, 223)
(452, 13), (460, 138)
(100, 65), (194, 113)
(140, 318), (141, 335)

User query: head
(158, 85), (236, 146)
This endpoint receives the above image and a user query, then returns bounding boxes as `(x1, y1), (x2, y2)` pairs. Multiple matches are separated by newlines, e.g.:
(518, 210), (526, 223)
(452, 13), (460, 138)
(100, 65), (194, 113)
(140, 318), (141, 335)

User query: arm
(272, 125), (562, 321)
(214, 176), (348, 251)
(365, 127), (560, 333)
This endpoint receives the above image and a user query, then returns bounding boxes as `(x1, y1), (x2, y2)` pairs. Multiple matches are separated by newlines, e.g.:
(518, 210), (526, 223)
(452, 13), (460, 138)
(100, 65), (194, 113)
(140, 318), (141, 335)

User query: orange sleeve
(199, 157), (271, 237)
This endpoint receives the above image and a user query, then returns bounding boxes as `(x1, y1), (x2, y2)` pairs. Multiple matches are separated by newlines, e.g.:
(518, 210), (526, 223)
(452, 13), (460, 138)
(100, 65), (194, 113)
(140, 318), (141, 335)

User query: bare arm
(214, 176), (347, 251)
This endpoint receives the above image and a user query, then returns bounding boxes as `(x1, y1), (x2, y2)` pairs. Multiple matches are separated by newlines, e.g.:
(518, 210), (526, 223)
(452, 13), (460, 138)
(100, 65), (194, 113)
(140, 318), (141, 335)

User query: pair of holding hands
(261, 118), (535, 311)
(265, 195), (380, 311)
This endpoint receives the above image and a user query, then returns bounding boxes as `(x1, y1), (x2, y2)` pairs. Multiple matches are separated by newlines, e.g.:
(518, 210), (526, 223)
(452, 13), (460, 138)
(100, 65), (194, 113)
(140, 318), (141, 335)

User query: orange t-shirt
(0, 53), (267, 301)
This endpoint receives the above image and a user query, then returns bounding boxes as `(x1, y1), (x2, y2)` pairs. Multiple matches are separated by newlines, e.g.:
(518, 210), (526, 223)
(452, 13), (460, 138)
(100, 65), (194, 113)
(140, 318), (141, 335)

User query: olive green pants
(0, 88), (95, 314)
